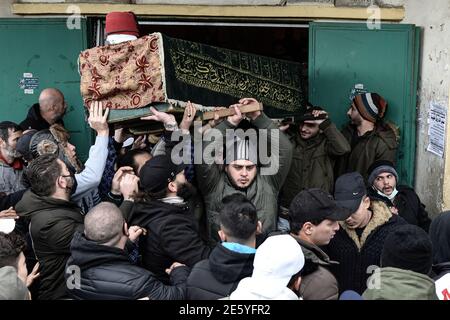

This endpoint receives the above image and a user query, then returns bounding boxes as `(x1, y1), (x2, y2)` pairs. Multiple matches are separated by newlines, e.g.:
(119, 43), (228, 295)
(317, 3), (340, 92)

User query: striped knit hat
(353, 92), (387, 123)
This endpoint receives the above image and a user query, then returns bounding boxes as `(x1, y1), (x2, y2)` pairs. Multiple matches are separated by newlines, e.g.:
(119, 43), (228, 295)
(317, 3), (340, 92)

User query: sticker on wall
(19, 73), (39, 95)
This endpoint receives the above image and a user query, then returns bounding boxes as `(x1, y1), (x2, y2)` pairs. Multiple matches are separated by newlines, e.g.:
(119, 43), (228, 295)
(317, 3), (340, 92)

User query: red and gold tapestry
(79, 33), (166, 110)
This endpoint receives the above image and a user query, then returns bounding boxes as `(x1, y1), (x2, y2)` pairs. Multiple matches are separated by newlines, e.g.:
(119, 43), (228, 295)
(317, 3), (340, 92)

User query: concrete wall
(402, 0), (450, 217)
(0, 0), (16, 17)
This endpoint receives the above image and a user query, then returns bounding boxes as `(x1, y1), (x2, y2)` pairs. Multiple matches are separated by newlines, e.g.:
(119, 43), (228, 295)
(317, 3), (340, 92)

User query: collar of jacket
(339, 200), (392, 251)
(291, 234), (338, 266)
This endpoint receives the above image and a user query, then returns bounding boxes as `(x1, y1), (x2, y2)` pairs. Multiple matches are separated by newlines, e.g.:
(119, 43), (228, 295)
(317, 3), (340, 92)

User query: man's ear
(363, 196), (371, 209)
(123, 222), (129, 237)
(303, 222), (314, 236)
(57, 175), (67, 189)
(168, 181), (177, 193)
(218, 229), (227, 242)
(256, 221), (263, 235)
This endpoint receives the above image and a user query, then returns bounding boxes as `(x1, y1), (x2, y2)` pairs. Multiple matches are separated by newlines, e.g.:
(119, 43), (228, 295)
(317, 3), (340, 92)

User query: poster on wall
(427, 102), (447, 157)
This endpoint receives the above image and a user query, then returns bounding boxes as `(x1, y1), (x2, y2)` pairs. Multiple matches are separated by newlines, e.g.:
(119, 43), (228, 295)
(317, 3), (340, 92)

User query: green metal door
(309, 22), (420, 186)
(0, 18), (91, 161)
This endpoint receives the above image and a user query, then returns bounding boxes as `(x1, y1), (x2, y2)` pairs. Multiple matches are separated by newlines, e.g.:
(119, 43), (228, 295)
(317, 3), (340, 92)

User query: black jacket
(394, 186), (431, 231)
(66, 232), (189, 300)
(19, 103), (64, 131)
(324, 200), (407, 294)
(15, 190), (83, 300)
(186, 244), (255, 300)
(368, 186), (431, 231)
(129, 200), (211, 283)
(430, 212), (450, 280)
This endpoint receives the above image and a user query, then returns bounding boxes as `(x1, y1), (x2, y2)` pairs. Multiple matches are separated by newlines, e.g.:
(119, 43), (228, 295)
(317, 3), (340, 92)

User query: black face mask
(176, 181), (197, 201)
(63, 170), (78, 196)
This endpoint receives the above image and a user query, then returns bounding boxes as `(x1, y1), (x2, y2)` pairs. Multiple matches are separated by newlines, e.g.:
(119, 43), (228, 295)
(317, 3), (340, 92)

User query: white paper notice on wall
(427, 102), (447, 157)
(19, 73), (39, 95)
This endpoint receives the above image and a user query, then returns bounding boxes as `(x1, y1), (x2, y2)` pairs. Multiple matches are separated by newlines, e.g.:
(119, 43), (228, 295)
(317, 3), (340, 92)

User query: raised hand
(141, 106), (176, 125)
(239, 97), (262, 120)
(111, 166), (135, 195)
(119, 172), (140, 201)
(304, 109), (328, 126)
(227, 104), (244, 127)
(88, 101), (109, 136)
(180, 101), (197, 132)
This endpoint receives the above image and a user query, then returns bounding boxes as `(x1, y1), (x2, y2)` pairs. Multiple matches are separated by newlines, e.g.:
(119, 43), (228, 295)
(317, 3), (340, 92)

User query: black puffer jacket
(324, 200), (406, 294)
(15, 190), (84, 300)
(186, 244), (255, 300)
(129, 200), (211, 283)
(430, 211), (450, 279)
(66, 232), (189, 300)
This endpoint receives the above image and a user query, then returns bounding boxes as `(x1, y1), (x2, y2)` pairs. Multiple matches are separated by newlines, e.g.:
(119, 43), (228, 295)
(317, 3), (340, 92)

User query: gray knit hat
(367, 160), (398, 186)
(225, 138), (258, 165)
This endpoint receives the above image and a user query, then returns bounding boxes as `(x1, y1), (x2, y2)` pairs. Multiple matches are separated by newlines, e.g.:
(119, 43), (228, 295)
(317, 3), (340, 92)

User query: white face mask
(377, 187), (398, 201)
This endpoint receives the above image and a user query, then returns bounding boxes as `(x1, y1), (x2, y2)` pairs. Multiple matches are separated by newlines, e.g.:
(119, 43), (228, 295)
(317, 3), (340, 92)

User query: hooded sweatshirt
(20, 103), (64, 131)
(186, 244), (255, 300)
(0, 266), (30, 300)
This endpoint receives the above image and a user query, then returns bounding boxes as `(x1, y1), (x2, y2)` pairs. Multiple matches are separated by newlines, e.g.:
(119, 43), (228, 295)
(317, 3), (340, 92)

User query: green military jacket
(363, 267), (438, 300)
(280, 119), (350, 208)
(336, 122), (398, 181)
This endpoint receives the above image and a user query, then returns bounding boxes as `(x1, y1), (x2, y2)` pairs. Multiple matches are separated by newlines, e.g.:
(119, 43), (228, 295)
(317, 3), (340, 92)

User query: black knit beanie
(381, 224), (433, 275)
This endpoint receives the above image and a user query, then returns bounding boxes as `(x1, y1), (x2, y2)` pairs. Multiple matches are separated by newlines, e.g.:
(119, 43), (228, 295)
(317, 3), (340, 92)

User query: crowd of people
(1, 83), (448, 301)
(0, 11), (447, 301)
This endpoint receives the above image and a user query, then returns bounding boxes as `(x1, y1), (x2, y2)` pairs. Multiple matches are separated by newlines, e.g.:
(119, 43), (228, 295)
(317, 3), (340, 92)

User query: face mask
(63, 171), (78, 196)
(377, 187), (398, 201)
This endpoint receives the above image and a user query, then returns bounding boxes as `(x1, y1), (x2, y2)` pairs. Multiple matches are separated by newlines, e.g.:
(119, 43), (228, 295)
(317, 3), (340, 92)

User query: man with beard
(197, 98), (293, 244)
(129, 106), (211, 284)
(335, 89), (399, 181)
(15, 154), (83, 299)
(20, 88), (66, 131)
(367, 159), (431, 231)
(0, 121), (25, 195)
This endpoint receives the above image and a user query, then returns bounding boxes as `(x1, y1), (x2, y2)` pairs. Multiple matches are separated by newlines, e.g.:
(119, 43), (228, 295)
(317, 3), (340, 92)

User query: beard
(3, 144), (20, 160)
(176, 181), (197, 201)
